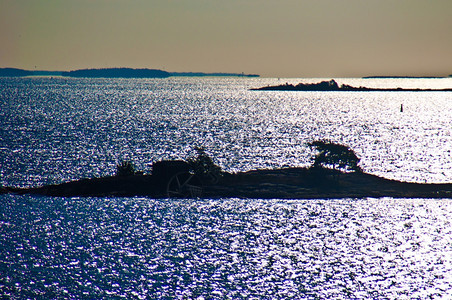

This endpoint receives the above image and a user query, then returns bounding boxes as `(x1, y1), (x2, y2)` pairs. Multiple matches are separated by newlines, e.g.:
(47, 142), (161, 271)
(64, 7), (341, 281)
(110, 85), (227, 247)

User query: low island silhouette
(0, 68), (259, 78)
(251, 79), (452, 92)
(3, 141), (452, 199)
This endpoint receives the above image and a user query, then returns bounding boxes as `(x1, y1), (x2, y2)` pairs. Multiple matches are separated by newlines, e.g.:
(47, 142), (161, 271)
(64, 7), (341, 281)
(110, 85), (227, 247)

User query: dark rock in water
(5, 167), (452, 199)
(9, 175), (158, 197)
(251, 79), (452, 92)
(5, 142), (452, 199)
(204, 167), (452, 199)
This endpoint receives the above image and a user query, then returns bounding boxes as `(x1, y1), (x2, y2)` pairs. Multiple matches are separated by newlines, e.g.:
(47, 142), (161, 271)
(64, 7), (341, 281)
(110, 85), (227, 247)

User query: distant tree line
(61, 68), (171, 78)
(0, 68), (34, 77)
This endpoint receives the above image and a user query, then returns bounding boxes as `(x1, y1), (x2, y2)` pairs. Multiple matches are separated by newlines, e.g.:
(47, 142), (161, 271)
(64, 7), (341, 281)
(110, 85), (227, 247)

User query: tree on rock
(308, 140), (361, 172)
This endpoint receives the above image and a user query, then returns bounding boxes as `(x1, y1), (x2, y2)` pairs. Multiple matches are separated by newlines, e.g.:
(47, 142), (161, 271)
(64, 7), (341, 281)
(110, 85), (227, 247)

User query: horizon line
(1, 67), (451, 79)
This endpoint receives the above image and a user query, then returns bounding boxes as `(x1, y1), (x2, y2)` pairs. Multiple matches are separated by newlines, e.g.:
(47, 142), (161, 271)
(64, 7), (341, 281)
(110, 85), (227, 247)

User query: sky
(1, 0), (452, 78)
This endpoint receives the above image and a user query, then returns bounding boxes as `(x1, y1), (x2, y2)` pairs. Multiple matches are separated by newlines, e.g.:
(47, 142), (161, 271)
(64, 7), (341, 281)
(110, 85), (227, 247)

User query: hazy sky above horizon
(1, 0), (451, 78)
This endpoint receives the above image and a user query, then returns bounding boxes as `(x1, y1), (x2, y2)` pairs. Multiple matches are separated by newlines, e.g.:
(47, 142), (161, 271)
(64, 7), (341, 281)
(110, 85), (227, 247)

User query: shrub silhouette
(187, 147), (222, 182)
(116, 161), (136, 176)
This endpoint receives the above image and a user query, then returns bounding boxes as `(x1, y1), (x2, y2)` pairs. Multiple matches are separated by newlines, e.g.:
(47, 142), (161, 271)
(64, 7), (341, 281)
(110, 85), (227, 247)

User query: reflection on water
(1, 77), (452, 187)
(1, 77), (452, 298)
(1, 196), (451, 298)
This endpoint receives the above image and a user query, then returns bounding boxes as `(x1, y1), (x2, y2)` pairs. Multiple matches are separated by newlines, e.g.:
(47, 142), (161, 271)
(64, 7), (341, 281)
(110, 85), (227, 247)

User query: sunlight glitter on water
(1, 196), (451, 298)
(1, 77), (452, 186)
(1, 77), (452, 298)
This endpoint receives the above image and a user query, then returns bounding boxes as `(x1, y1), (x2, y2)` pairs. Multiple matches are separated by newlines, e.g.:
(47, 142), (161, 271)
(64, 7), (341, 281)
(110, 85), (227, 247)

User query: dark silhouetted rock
(4, 143), (452, 199)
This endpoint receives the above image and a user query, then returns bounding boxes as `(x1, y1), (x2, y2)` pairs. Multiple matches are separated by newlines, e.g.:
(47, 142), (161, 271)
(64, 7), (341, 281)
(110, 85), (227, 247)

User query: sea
(1, 76), (451, 299)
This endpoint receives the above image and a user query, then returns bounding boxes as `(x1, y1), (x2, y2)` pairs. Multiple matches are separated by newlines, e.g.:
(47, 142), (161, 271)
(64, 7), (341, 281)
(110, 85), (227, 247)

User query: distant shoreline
(363, 75), (452, 79)
(2, 68), (451, 79)
(0, 68), (259, 78)
(251, 79), (452, 92)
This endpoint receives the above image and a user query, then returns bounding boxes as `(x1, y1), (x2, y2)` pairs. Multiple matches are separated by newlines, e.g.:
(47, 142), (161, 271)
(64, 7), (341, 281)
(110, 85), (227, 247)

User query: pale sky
(1, 0), (451, 77)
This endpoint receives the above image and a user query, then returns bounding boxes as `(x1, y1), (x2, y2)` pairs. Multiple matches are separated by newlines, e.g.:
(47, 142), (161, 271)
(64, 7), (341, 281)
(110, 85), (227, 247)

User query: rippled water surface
(1, 77), (452, 298)
(2, 77), (452, 185)
(1, 196), (451, 299)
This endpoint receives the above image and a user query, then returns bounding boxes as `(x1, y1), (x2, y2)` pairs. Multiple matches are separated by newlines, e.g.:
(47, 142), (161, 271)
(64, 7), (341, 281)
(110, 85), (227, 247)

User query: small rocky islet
(251, 79), (452, 92)
(3, 141), (452, 199)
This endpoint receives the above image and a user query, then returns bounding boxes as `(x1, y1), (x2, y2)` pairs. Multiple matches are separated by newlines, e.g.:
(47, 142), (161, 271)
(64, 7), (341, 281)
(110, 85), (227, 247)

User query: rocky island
(2, 142), (452, 199)
(251, 79), (452, 92)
